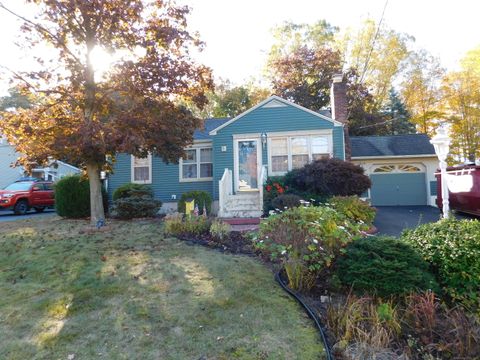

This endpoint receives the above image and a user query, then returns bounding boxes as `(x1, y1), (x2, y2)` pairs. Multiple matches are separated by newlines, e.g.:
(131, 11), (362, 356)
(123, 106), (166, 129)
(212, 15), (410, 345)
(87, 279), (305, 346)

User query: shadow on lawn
(0, 221), (323, 359)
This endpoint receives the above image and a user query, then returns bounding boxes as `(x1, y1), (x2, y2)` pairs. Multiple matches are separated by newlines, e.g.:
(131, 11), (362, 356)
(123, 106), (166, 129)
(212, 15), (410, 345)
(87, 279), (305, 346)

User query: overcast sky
(0, 0), (479, 93)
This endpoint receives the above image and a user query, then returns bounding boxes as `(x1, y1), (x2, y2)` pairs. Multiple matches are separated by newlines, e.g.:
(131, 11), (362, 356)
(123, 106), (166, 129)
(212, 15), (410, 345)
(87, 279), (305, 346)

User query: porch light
(430, 125), (451, 219)
(261, 132), (267, 147)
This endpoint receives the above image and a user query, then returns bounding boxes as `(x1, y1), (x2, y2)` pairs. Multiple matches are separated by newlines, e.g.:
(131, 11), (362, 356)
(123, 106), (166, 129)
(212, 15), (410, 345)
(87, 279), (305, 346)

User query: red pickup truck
(0, 180), (55, 215)
(436, 164), (480, 216)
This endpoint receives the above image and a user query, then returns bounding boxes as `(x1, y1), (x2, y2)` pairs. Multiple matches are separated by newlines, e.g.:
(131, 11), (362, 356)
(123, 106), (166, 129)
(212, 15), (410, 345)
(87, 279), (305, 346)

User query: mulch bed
(176, 231), (257, 256)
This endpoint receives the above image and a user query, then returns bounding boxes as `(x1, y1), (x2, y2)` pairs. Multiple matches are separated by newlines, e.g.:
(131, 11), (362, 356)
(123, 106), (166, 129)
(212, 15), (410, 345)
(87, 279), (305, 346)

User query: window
(180, 147), (213, 181)
(372, 164), (424, 174)
(398, 164), (422, 173)
(291, 137), (309, 169)
(271, 138), (288, 172)
(131, 154), (152, 184)
(311, 136), (330, 160)
(268, 134), (332, 175)
(373, 165), (395, 173)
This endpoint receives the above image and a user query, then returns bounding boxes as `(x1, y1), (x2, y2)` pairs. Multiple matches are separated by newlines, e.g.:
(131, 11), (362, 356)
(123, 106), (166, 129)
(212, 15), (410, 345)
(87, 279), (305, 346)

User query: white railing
(218, 168), (232, 217)
(259, 165), (268, 211)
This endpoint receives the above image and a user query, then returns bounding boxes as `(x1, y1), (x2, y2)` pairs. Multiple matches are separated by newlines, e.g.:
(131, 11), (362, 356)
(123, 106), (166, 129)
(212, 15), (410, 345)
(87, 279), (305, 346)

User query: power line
(359, 0), (389, 85)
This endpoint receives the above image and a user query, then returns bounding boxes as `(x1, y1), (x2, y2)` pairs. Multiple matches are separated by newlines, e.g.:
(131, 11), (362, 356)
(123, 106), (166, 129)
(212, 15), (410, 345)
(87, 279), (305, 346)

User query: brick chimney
(330, 74), (351, 161)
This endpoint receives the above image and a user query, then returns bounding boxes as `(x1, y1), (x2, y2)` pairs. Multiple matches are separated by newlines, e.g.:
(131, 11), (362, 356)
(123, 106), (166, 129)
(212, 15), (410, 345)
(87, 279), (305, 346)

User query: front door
(235, 139), (261, 192)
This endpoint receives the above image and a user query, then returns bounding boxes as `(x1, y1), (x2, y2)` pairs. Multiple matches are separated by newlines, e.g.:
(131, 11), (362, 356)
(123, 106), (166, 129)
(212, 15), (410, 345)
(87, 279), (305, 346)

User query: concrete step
(221, 217), (261, 225)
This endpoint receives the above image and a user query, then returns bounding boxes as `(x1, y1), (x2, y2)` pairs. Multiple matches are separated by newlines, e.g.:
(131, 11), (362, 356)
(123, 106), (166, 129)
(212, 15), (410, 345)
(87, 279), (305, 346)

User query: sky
(0, 0), (479, 93)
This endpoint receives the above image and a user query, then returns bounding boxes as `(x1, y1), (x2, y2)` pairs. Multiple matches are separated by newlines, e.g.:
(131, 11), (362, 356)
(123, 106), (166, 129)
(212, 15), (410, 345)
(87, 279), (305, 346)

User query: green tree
(341, 19), (412, 110)
(442, 47), (480, 162)
(0, 0), (213, 225)
(400, 50), (445, 134)
(0, 87), (34, 111)
(384, 89), (415, 135)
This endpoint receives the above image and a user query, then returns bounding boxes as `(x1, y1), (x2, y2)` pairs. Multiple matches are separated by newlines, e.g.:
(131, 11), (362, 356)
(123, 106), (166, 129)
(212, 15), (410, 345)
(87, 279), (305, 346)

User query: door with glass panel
(235, 139), (260, 191)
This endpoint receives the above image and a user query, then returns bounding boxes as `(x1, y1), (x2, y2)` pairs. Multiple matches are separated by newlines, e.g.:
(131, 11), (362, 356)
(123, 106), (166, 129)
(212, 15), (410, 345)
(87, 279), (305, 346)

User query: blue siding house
(109, 95), (345, 217)
(109, 75), (440, 215)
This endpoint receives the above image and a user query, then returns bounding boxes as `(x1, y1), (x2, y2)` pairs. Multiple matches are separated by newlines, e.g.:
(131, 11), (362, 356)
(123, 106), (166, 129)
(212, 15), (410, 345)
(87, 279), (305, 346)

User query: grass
(0, 217), (325, 359)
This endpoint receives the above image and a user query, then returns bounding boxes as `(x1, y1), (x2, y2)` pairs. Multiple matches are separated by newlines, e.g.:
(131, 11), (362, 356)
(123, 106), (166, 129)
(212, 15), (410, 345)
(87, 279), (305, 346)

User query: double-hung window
(268, 133), (332, 175)
(180, 147), (213, 181)
(131, 154), (152, 184)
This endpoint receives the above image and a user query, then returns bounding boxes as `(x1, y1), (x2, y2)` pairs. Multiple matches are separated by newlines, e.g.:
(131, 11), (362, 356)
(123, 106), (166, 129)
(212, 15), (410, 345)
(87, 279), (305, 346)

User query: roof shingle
(193, 118), (230, 140)
(351, 134), (436, 157)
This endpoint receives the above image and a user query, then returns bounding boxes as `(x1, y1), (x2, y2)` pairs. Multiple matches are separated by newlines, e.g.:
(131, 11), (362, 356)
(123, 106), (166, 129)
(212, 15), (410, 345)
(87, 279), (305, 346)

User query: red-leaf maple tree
(0, 0), (213, 225)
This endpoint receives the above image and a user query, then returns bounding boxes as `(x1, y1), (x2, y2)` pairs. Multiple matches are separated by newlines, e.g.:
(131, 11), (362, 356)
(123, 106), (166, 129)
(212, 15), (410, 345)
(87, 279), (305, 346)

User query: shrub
(164, 214), (211, 237)
(402, 218), (480, 312)
(112, 183), (154, 201)
(328, 196), (376, 227)
(55, 175), (108, 218)
(253, 205), (362, 291)
(335, 236), (439, 297)
(112, 196), (162, 219)
(271, 194), (302, 211)
(284, 158), (371, 197)
(209, 220), (231, 241)
(263, 176), (288, 215)
(178, 191), (212, 216)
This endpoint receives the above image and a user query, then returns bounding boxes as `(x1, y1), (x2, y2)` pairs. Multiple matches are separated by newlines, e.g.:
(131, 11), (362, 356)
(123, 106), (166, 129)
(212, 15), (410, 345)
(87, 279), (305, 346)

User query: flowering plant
(253, 205), (363, 291)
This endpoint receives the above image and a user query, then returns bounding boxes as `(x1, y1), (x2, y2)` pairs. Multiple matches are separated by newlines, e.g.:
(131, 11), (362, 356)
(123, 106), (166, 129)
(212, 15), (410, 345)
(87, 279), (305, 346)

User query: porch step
(218, 192), (263, 218)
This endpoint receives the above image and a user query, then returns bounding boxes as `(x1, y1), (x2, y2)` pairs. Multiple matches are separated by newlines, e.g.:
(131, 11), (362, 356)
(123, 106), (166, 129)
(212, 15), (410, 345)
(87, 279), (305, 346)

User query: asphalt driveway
(0, 209), (57, 223)
(373, 206), (479, 237)
(373, 206), (442, 237)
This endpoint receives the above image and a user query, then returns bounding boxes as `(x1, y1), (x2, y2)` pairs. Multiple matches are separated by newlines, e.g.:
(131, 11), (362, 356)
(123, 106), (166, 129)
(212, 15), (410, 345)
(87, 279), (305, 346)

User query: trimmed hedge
(55, 175), (108, 218)
(336, 236), (439, 297)
(178, 190), (212, 216)
(112, 183), (154, 201)
(113, 196), (162, 219)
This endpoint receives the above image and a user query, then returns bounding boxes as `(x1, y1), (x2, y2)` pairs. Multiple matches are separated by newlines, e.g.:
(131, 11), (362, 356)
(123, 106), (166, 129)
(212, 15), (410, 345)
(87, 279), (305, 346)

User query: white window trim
(267, 130), (333, 176)
(131, 154), (152, 184)
(179, 145), (213, 182)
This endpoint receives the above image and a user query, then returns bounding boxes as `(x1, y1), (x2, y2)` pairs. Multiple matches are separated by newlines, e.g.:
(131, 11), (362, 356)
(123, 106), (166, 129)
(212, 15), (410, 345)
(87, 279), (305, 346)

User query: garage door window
(398, 164), (421, 172)
(373, 165), (395, 173)
(373, 164), (423, 174)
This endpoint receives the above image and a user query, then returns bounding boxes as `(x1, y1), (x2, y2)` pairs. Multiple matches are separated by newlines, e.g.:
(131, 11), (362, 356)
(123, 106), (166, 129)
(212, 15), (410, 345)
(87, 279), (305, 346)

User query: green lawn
(0, 217), (324, 359)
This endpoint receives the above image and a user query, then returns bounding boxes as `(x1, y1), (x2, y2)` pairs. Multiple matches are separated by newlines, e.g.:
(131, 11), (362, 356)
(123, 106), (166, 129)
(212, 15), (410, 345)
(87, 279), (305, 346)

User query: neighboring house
(108, 76), (438, 217)
(0, 140), (25, 189)
(0, 138), (80, 188)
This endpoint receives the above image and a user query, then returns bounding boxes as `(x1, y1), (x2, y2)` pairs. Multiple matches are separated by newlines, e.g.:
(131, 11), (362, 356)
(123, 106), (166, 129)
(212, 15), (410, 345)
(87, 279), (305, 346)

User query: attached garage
(350, 134), (439, 207)
(369, 164), (427, 206)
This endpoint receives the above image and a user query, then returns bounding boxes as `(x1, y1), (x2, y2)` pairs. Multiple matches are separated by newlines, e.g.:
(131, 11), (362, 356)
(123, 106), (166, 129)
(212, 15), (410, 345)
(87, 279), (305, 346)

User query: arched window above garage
(373, 165), (395, 173)
(398, 164), (422, 173)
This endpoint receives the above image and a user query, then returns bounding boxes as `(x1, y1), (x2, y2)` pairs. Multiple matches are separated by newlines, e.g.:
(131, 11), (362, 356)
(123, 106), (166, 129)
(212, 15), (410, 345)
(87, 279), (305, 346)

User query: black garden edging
(275, 270), (334, 360)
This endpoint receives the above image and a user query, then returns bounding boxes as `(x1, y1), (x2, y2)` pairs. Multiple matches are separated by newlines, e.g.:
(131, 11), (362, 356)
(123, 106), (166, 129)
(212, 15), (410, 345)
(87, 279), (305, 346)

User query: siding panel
(212, 103), (344, 199)
(109, 153), (214, 204)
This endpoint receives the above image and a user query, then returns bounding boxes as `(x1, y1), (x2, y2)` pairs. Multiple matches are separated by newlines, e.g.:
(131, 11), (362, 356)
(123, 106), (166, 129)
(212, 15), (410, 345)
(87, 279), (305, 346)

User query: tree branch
(0, 2), (82, 66)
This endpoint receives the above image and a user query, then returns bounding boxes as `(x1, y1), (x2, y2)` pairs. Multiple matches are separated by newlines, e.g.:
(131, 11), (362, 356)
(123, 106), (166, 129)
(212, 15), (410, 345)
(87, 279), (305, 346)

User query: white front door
(234, 138), (262, 192)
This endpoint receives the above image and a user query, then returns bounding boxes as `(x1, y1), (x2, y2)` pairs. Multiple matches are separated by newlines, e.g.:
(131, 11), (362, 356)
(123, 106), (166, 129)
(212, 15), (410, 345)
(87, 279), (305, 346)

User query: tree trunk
(86, 162), (105, 226)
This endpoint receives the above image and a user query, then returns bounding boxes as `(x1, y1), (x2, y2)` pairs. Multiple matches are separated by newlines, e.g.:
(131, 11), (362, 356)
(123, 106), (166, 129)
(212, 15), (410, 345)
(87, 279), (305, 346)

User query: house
(108, 75), (438, 216)
(0, 137), (80, 188)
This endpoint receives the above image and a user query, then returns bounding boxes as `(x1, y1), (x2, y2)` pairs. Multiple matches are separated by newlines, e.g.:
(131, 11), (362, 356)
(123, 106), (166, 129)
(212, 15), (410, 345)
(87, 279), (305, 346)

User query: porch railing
(259, 165), (268, 213)
(218, 168), (232, 217)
